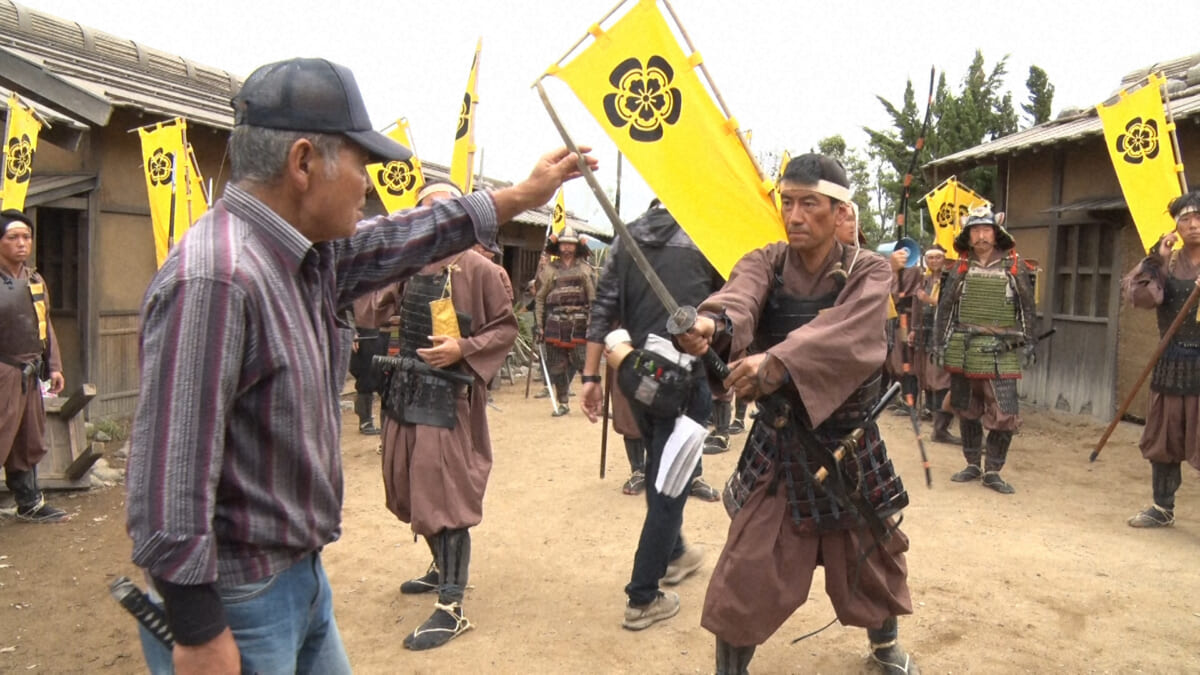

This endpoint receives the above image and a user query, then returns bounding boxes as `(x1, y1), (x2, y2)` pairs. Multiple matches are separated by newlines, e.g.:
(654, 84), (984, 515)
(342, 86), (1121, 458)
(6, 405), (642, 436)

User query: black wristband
(153, 577), (228, 646)
(580, 374), (602, 384)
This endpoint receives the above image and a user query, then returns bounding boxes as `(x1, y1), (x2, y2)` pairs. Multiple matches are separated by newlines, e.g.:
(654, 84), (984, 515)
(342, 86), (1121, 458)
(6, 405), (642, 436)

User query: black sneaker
(359, 420), (381, 436)
(689, 477), (720, 502)
(703, 433), (729, 455)
(728, 419), (745, 435)
(15, 497), (69, 523)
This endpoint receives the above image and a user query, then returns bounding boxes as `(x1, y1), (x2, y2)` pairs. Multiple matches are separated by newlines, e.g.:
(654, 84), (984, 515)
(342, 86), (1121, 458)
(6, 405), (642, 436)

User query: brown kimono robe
(379, 250), (518, 535)
(0, 266), (61, 472)
(697, 241), (913, 646)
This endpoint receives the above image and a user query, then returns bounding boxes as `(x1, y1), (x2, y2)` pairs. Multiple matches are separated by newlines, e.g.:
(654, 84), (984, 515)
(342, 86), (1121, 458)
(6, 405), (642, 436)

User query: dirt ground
(1, 377), (1199, 674)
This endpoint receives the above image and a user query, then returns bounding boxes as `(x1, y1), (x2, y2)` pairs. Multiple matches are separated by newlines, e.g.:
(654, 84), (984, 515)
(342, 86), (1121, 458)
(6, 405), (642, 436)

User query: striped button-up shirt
(126, 185), (498, 586)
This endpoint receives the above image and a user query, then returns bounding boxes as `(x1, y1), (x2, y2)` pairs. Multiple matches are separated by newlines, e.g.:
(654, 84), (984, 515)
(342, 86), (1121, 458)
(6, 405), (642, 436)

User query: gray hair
(229, 126), (345, 185)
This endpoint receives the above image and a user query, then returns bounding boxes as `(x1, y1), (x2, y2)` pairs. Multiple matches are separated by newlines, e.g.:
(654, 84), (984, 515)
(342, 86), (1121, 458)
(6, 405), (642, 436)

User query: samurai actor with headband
(372, 180), (519, 649)
(0, 209), (68, 523)
(677, 154), (916, 675)
(1121, 191), (1200, 528)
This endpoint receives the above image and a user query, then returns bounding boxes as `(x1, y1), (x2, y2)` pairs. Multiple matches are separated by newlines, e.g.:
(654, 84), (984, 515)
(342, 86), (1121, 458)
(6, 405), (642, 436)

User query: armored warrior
(910, 245), (959, 444)
(535, 226), (595, 416)
(1121, 191), (1200, 527)
(0, 209), (68, 523)
(678, 155), (916, 675)
(373, 183), (518, 650)
(934, 207), (1037, 494)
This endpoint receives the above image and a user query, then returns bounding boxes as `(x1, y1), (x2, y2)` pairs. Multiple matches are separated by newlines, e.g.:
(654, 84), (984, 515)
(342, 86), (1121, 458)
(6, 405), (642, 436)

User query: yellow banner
(923, 177), (990, 258)
(774, 150), (791, 211)
(1096, 73), (1183, 251)
(549, 0), (783, 278)
(450, 38), (481, 194)
(551, 188), (566, 234)
(138, 118), (208, 268)
(2, 95), (41, 211)
(368, 119), (424, 213)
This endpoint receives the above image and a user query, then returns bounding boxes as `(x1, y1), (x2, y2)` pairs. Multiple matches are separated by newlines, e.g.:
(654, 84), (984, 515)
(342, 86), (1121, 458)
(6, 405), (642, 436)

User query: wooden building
(926, 52), (1200, 422)
(0, 0), (591, 420)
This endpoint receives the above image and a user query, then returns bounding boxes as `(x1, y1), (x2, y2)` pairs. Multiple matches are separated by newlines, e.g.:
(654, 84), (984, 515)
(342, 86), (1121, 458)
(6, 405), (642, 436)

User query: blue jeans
(139, 552), (351, 675)
(625, 379), (712, 606)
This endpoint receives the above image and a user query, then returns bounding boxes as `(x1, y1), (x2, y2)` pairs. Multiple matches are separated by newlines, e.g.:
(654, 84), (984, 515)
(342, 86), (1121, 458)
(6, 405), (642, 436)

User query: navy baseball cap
(231, 58), (411, 163)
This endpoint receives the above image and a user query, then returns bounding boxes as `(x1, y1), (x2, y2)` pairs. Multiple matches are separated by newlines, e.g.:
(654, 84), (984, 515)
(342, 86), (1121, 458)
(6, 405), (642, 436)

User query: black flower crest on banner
(5, 134), (33, 183)
(1115, 117), (1160, 165)
(378, 159), (418, 196)
(936, 203), (957, 229)
(552, 203), (564, 225)
(147, 148), (175, 187)
(603, 55), (682, 143)
(456, 93), (471, 140)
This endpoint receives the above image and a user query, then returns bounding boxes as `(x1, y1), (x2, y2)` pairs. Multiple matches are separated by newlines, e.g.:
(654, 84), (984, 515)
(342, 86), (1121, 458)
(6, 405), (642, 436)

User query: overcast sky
(19, 0), (1200, 229)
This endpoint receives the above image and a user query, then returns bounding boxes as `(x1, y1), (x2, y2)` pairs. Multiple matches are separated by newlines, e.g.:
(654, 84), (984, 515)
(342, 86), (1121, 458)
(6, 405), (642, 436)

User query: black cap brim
(346, 128), (413, 163)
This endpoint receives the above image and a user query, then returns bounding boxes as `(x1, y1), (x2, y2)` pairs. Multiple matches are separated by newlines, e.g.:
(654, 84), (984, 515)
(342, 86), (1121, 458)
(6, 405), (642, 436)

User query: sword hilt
(666, 306), (731, 381)
(109, 576), (174, 648)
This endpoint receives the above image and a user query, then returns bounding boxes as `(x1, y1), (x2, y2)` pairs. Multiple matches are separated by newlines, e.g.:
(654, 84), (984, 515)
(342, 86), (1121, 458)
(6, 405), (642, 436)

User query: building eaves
(927, 53), (1200, 173)
(0, 0), (240, 130)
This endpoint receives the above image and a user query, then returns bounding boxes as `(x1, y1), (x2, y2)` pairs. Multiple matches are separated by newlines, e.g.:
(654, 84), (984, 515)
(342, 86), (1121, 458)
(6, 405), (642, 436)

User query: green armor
(943, 265), (1023, 379)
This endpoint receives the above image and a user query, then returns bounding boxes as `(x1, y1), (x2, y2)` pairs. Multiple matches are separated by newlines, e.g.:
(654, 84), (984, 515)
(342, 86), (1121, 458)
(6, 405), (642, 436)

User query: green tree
(866, 51), (1035, 239)
(1022, 65), (1055, 127)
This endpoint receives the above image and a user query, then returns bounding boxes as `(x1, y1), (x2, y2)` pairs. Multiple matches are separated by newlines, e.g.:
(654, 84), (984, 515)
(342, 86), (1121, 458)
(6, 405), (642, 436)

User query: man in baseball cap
(231, 57), (412, 163)
(126, 56), (595, 672)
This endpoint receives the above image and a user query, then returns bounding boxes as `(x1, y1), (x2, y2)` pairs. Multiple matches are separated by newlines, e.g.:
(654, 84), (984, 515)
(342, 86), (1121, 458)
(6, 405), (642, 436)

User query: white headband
(1175, 205), (1199, 222)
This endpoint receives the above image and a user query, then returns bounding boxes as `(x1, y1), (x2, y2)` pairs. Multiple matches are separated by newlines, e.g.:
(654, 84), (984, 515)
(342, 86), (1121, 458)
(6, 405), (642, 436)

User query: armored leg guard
(355, 393), (380, 435)
(984, 430), (1013, 472)
(1152, 461), (1182, 511)
(951, 419), (983, 482)
(550, 375), (570, 416)
(1129, 462), (1182, 527)
(868, 617), (919, 674)
(704, 399), (732, 454)
(981, 430), (1015, 493)
(622, 438), (646, 495)
(6, 469), (68, 523)
(729, 398), (748, 434)
(715, 638), (756, 675)
(400, 536), (440, 594)
(931, 411), (960, 445)
(404, 529), (473, 650)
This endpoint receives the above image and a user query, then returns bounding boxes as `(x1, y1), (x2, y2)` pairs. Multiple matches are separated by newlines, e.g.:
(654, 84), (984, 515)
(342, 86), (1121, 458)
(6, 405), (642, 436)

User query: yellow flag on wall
(547, 0), (783, 278)
(138, 118), (209, 268)
(922, 177), (990, 258)
(368, 119), (424, 213)
(551, 188), (566, 234)
(2, 95), (41, 211)
(1096, 72), (1183, 251)
(450, 38), (481, 194)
